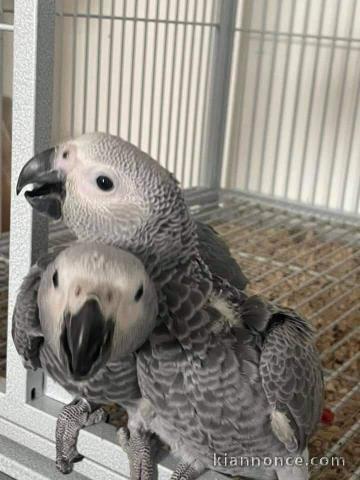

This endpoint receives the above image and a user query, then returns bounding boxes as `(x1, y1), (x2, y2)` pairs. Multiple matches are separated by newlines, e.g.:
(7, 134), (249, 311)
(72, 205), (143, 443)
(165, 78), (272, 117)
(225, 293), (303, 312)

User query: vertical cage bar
(95, 0), (103, 132)
(298, 0), (326, 202)
(356, 172), (360, 213)
(341, 53), (360, 212)
(326, 0), (357, 208)
(225, 0), (254, 188)
(54, 0), (64, 141)
(181, 0), (198, 185)
(201, 0), (237, 189)
(199, 0), (217, 185)
(117, 0), (127, 136)
(284, 0), (311, 198)
(7, 0), (55, 402)
(311, 0), (341, 205)
(258, 0), (283, 192)
(164, 0), (181, 169)
(82, 0), (91, 134)
(148, 0), (160, 155)
(148, 0), (160, 154)
(138, 0), (149, 148)
(244, 0), (269, 190)
(156, 0), (170, 160)
(106, 0), (115, 134)
(271, 0), (297, 196)
(128, 0), (138, 142)
(173, 0), (190, 180)
(70, 1), (78, 137)
(190, 0), (208, 186)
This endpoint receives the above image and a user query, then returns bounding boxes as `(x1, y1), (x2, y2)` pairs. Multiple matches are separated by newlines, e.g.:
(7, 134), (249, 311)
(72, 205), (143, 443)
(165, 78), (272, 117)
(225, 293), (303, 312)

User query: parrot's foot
(118, 426), (158, 480)
(56, 398), (107, 474)
(169, 460), (205, 480)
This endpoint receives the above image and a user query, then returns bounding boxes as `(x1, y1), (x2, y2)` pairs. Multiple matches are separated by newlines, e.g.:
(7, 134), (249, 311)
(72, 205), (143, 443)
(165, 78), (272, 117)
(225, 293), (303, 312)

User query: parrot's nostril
(62, 150), (69, 159)
(75, 286), (81, 297)
(107, 292), (113, 302)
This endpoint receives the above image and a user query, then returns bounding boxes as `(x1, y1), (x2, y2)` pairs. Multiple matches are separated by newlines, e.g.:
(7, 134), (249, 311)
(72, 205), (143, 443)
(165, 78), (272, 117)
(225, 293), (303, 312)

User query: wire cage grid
(48, 0), (360, 213)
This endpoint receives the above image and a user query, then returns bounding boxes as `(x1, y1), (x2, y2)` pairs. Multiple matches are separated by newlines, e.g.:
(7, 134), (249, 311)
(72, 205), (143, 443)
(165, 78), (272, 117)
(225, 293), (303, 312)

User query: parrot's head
(38, 243), (158, 381)
(17, 132), (195, 260)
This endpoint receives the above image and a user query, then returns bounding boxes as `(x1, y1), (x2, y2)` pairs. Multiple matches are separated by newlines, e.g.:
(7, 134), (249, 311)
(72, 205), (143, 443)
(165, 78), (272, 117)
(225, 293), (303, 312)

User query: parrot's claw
(56, 453), (84, 475)
(55, 398), (106, 474)
(85, 407), (109, 426)
(169, 461), (205, 480)
(118, 427), (158, 480)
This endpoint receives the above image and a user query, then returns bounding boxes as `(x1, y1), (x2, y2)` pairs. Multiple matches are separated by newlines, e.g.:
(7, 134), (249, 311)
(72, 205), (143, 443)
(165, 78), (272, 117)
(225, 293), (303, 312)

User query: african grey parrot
(134, 289), (324, 480)
(16, 133), (323, 479)
(12, 242), (158, 474)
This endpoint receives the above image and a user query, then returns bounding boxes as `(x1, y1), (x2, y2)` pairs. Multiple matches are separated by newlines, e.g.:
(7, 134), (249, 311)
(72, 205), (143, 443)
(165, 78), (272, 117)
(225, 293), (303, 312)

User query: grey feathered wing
(12, 249), (63, 370)
(243, 296), (324, 453)
(195, 221), (248, 290)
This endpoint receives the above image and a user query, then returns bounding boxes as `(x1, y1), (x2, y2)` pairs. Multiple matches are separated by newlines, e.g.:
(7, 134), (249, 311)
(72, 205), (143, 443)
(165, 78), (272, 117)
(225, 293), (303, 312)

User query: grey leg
(56, 398), (107, 474)
(118, 427), (158, 480)
(169, 460), (205, 480)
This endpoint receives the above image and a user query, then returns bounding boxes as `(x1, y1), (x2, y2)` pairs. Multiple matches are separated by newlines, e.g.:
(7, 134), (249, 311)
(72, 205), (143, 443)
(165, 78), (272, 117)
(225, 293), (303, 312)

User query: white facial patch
(37, 242), (158, 365)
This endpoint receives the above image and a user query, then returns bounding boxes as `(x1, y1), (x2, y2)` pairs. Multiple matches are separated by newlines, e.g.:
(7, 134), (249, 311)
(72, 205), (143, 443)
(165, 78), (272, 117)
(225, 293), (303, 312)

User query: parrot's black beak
(62, 298), (114, 381)
(16, 147), (65, 220)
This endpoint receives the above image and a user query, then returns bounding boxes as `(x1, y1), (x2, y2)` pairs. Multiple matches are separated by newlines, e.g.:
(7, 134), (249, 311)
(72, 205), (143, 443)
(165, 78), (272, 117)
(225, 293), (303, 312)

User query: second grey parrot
(135, 289), (324, 480)
(12, 242), (158, 474)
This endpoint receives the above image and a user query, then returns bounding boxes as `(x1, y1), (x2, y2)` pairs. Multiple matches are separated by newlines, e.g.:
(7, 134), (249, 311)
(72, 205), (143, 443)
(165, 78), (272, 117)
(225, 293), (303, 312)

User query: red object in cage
(321, 407), (335, 425)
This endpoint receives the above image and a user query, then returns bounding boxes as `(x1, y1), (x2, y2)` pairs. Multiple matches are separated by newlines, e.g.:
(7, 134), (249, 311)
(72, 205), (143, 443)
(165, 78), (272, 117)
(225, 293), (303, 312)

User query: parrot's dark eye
(96, 176), (114, 191)
(134, 284), (144, 302)
(52, 271), (59, 288)
(62, 150), (69, 159)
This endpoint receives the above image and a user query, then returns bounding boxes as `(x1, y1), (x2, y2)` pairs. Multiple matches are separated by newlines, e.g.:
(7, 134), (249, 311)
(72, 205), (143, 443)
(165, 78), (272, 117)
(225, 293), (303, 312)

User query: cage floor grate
(0, 189), (359, 479)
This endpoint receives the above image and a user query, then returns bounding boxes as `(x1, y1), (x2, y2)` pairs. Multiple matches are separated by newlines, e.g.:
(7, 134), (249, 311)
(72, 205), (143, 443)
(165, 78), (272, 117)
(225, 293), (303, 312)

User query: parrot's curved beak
(16, 147), (65, 220)
(61, 298), (114, 381)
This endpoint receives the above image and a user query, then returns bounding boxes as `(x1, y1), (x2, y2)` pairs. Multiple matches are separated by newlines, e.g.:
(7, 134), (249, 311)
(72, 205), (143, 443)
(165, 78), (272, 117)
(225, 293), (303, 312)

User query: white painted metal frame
(0, 0), (3, 233)
(0, 1), (227, 479)
(202, 0), (237, 188)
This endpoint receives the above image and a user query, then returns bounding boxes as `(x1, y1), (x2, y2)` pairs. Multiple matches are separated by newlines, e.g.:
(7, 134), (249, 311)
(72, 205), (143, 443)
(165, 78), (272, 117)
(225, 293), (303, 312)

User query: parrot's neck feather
(120, 188), (200, 274)
(69, 182), (200, 273)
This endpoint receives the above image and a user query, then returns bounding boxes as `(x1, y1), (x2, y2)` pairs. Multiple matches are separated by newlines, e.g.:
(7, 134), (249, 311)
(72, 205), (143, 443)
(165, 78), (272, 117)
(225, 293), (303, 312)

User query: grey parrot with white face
(16, 133), (323, 479)
(12, 242), (158, 474)
(16, 133), (248, 291)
